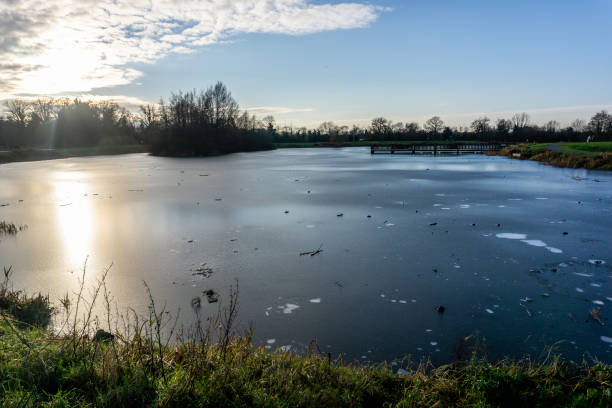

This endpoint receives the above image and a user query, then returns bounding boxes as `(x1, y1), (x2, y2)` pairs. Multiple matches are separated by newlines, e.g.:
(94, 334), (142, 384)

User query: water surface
(1, 148), (611, 365)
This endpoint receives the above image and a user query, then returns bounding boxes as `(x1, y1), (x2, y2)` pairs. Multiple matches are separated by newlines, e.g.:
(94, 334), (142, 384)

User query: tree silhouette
(424, 116), (444, 135)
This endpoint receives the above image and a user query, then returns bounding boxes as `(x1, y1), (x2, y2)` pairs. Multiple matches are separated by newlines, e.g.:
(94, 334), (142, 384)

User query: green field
(557, 142), (612, 154)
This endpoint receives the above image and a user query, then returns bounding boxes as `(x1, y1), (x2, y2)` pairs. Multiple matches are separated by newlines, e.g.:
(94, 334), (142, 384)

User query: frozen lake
(1, 147), (611, 365)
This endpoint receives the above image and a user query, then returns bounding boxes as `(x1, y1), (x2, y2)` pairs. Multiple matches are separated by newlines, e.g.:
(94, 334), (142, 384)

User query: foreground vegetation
(498, 142), (612, 171)
(1, 267), (611, 407)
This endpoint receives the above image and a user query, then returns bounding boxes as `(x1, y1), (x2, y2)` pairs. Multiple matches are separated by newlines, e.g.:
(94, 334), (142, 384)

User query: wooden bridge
(370, 144), (501, 155)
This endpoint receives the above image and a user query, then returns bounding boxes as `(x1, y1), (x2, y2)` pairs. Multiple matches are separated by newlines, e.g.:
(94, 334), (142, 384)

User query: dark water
(1, 148), (611, 365)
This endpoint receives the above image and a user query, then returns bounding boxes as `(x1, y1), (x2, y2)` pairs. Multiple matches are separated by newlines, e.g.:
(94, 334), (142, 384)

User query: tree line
(0, 82), (275, 155)
(272, 111), (612, 144)
(1, 98), (137, 148)
(2, 83), (611, 152)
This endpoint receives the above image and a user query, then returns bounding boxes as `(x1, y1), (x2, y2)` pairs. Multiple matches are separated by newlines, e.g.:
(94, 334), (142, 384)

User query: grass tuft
(0, 265), (611, 407)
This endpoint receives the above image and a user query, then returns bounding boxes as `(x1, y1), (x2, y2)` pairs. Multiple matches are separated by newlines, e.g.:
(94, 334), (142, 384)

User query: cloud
(0, 1), (385, 96)
(246, 106), (314, 115)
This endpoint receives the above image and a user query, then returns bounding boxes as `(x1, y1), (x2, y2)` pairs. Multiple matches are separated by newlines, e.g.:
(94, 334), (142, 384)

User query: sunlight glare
(53, 172), (93, 269)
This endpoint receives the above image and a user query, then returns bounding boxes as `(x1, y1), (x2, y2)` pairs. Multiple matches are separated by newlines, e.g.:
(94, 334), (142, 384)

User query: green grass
(1, 268), (612, 407)
(519, 143), (550, 153)
(0, 145), (149, 164)
(557, 142), (612, 154)
(500, 143), (612, 171)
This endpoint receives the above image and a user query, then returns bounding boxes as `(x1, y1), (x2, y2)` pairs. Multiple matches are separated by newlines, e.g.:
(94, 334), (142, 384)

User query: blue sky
(2, 0), (611, 127)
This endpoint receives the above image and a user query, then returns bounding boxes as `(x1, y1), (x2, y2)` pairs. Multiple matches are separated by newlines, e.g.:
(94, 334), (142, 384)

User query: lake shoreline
(0, 145), (150, 165)
(494, 143), (612, 171)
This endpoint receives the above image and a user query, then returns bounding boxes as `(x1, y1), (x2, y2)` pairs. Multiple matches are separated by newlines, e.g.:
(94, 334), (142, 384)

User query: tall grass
(499, 144), (612, 170)
(0, 262), (611, 407)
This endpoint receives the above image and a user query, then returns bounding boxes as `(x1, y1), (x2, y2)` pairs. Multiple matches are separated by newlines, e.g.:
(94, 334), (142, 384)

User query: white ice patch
(430, 341), (438, 346)
(485, 308), (494, 314)
(591, 283), (602, 288)
(397, 368), (410, 376)
(267, 339), (276, 344)
(498, 205), (506, 208)
(575, 273), (593, 277)
(380, 294), (386, 298)
(385, 223), (395, 227)
(399, 300), (407, 304)
(442, 207), (451, 210)
(607, 297), (612, 302)
(279, 345), (292, 352)
(593, 300), (605, 305)
(535, 197), (549, 200)
(601, 336), (612, 344)
(306, 225), (315, 228)
(435, 193), (446, 197)
(521, 240), (547, 247)
(508, 198), (522, 201)
(546, 247), (563, 254)
(559, 263), (569, 268)
(496, 233), (528, 240)
(279, 304), (300, 314)
(576, 288), (584, 293)
(454, 264), (461, 269)
(309, 298), (321, 303)
(433, 204), (442, 207)
(460, 204), (471, 209)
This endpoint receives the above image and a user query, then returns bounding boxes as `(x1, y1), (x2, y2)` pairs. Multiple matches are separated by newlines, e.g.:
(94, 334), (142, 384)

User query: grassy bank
(1, 270), (611, 407)
(274, 140), (483, 148)
(0, 145), (149, 165)
(498, 143), (612, 171)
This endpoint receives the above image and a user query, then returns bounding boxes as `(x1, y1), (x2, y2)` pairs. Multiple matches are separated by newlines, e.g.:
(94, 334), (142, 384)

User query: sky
(1, 0), (611, 128)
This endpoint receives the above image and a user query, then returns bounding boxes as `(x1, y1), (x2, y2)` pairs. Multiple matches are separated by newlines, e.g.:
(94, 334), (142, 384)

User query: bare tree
(5, 99), (30, 126)
(404, 122), (419, 133)
(470, 117), (491, 134)
(139, 104), (158, 128)
(511, 113), (530, 130)
(32, 97), (57, 122)
(209, 81), (239, 126)
(349, 125), (362, 142)
(424, 116), (444, 134)
(496, 119), (512, 135)
(262, 115), (275, 133)
(588, 111), (611, 138)
(370, 117), (391, 135)
(569, 119), (586, 132)
(544, 120), (560, 133)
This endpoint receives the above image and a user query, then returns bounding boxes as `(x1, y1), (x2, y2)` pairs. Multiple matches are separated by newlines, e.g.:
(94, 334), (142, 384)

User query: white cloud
(0, 0), (385, 96)
(246, 106), (313, 115)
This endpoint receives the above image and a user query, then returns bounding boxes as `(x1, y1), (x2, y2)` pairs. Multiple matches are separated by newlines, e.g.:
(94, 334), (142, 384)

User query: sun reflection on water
(53, 172), (93, 269)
